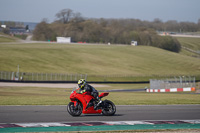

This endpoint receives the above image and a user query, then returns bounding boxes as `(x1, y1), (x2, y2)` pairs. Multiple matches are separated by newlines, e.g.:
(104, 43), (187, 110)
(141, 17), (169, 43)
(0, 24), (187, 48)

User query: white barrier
(146, 87), (195, 93)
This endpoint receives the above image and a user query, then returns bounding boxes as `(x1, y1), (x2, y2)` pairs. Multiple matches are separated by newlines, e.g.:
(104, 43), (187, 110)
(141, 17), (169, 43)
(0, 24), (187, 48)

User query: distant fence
(150, 76), (196, 89)
(0, 71), (199, 83)
(0, 71), (87, 82)
(0, 71), (150, 82)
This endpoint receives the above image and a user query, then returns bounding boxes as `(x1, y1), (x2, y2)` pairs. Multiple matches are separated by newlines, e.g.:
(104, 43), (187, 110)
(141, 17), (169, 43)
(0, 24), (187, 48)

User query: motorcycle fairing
(70, 91), (101, 114)
(99, 92), (109, 98)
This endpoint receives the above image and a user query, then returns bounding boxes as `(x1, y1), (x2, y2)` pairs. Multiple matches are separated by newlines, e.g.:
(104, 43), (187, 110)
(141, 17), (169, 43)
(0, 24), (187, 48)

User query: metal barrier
(0, 71), (87, 81)
(0, 71), (149, 82)
(150, 76), (196, 89)
(0, 71), (199, 84)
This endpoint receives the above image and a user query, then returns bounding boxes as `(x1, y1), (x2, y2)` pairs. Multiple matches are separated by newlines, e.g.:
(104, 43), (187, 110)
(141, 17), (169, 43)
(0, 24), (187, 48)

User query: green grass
(109, 92), (200, 105)
(0, 86), (68, 105)
(176, 37), (200, 57)
(0, 84), (199, 105)
(0, 43), (200, 78)
(0, 35), (16, 43)
(176, 37), (200, 50)
(99, 83), (149, 90)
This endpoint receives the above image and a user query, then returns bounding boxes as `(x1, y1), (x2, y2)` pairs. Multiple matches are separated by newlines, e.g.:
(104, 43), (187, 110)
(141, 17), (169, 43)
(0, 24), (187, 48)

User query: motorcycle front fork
(74, 100), (79, 110)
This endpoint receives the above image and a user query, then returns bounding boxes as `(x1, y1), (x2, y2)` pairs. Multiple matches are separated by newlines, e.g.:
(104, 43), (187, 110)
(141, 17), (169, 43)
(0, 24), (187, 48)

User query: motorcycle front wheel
(67, 102), (82, 116)
(102, 100), (116, 116)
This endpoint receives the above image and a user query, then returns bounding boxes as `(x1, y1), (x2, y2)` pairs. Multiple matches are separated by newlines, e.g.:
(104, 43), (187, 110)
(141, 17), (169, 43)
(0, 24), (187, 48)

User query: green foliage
(129, 28), (181, 52)
(159, 36), (181, 52)
(33, 18), (183, 52)
(33, 21), (57, 41)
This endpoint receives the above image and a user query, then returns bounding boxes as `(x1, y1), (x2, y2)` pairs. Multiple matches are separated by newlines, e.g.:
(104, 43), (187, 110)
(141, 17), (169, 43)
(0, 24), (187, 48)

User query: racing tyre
(67, 102), (82, 116)
(102, 100), (116, 116)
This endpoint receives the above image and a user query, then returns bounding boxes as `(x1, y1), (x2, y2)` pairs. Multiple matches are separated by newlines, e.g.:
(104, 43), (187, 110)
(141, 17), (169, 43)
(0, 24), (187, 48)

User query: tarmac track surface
(0, 105), (200, 123)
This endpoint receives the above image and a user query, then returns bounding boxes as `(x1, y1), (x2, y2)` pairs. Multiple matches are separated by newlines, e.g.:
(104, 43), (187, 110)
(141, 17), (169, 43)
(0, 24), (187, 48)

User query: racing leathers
(79, 84), (101, 109)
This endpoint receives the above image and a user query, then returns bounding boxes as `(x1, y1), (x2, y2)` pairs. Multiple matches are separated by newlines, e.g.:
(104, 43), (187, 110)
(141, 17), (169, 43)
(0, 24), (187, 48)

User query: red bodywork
(69, 89), (109, 114)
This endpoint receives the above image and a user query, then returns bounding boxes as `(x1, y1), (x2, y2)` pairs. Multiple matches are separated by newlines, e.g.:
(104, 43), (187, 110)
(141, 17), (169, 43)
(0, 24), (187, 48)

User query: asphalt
(0, 105), (200, 123)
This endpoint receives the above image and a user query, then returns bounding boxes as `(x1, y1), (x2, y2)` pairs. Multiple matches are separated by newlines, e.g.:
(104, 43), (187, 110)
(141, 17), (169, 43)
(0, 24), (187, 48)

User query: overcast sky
(0, 0), (200, 23)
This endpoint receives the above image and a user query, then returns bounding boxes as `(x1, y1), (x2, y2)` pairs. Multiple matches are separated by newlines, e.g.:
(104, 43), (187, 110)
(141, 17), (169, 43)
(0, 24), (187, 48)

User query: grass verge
(0, 43), (200, 77)
(176, 37), (200, 57)
(0, 36), (16, 43)
(0, 84), (199, 105)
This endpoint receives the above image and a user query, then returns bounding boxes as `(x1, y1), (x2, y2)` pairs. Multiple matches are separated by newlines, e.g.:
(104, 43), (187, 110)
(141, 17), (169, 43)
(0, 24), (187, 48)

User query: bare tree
(72, 12), (84, 23)
(55, 9), (73, 24)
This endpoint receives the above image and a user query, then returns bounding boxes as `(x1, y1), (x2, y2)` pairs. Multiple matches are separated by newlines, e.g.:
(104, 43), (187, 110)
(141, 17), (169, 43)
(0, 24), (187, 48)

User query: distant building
(56, 37), (71, 43)
(131, 40), (137, 46)
(1, 25), (6, 28)
(9, 27), (26, 34)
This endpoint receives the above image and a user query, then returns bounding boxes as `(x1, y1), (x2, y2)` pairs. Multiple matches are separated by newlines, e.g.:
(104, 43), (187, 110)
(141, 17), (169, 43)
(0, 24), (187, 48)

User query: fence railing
(0, 71), (199, 83)
(0, 71), (87, 81)
(150, 76), (196, 89)
(0, 71), (151, 82)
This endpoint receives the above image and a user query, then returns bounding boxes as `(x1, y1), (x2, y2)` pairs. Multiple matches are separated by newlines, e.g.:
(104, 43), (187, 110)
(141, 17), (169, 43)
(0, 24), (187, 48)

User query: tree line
(32, 9), (198, 52)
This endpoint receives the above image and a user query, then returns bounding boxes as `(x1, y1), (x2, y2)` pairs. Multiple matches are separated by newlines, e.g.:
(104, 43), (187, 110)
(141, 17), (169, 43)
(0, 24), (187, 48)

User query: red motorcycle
(67, 88), (116, 116)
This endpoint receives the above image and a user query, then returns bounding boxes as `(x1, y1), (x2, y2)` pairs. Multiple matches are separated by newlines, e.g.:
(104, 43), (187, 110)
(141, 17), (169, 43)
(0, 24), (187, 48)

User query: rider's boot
(94, 97), (102, 110)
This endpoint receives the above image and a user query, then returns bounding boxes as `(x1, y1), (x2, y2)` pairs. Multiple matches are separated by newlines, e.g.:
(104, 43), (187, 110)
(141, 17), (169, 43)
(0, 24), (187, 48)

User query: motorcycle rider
(78, 79), (102, 109)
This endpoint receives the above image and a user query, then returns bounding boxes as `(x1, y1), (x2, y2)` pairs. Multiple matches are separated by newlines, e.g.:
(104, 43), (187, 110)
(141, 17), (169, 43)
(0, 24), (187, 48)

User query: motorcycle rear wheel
(67, 102), (82, 116)
(102, 100), (116, 116)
